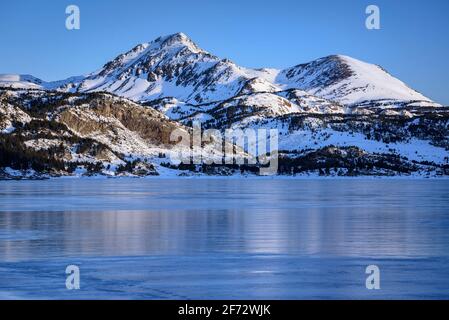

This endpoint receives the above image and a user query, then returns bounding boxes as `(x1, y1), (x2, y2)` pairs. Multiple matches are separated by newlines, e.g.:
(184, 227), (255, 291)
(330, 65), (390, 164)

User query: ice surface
(1, 179), (449, 299)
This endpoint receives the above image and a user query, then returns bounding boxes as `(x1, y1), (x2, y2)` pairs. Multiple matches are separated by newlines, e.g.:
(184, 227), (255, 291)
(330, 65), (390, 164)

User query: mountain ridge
(0, 33), (440, 109)
(1, 33), (447, 179)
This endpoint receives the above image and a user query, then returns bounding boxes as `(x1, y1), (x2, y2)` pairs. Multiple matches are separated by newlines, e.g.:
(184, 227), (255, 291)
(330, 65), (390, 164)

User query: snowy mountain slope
(0, 74), (86, 92)
(276, 55), (439, 107)
(0, 101), (32, 133)
(235, 116), (449, 165)
(147, 89), (346, 127)
(0, 74), (47, 90)
(276, 89), (345, 114)
(63, 33), (276, 104)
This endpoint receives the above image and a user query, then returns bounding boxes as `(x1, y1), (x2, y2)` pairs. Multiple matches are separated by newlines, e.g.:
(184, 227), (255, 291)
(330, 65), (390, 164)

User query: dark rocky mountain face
(281, 55), (355, 91)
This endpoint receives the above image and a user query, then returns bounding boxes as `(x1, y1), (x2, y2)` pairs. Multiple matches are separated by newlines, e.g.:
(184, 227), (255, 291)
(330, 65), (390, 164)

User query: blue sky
(0, 0), (448, 104)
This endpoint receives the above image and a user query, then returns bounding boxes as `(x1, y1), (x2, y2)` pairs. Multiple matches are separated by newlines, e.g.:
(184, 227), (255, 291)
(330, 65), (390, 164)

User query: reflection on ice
(1, 206), (447, 261)
(0, 179), (449, 299)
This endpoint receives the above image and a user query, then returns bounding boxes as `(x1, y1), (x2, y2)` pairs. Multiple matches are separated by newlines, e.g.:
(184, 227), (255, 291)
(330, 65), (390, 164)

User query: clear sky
(0, 0), (448, 104)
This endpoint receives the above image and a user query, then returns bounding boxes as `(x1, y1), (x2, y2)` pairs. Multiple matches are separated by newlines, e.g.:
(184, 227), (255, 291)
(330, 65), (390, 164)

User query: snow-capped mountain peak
(276, 54), (438, 107)
(66, 32), (250, 103)
(156, 32), (205, 53)
(94, 32), (206, 78)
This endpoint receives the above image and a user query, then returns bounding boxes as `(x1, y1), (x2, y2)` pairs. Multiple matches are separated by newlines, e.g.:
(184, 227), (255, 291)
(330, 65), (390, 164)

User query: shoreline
(2, 174), (449, 181)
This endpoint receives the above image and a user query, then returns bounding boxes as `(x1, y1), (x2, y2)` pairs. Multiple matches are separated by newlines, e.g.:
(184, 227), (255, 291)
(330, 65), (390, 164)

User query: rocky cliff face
(0, 90), (201, 178)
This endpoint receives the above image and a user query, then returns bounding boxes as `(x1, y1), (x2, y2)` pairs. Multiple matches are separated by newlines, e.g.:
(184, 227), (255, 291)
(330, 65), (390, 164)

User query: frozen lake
(0, 178), (449, 299)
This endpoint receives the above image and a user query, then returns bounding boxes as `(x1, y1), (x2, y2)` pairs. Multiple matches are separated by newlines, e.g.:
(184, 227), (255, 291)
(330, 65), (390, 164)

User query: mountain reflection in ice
(0, 178), (449, 299)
